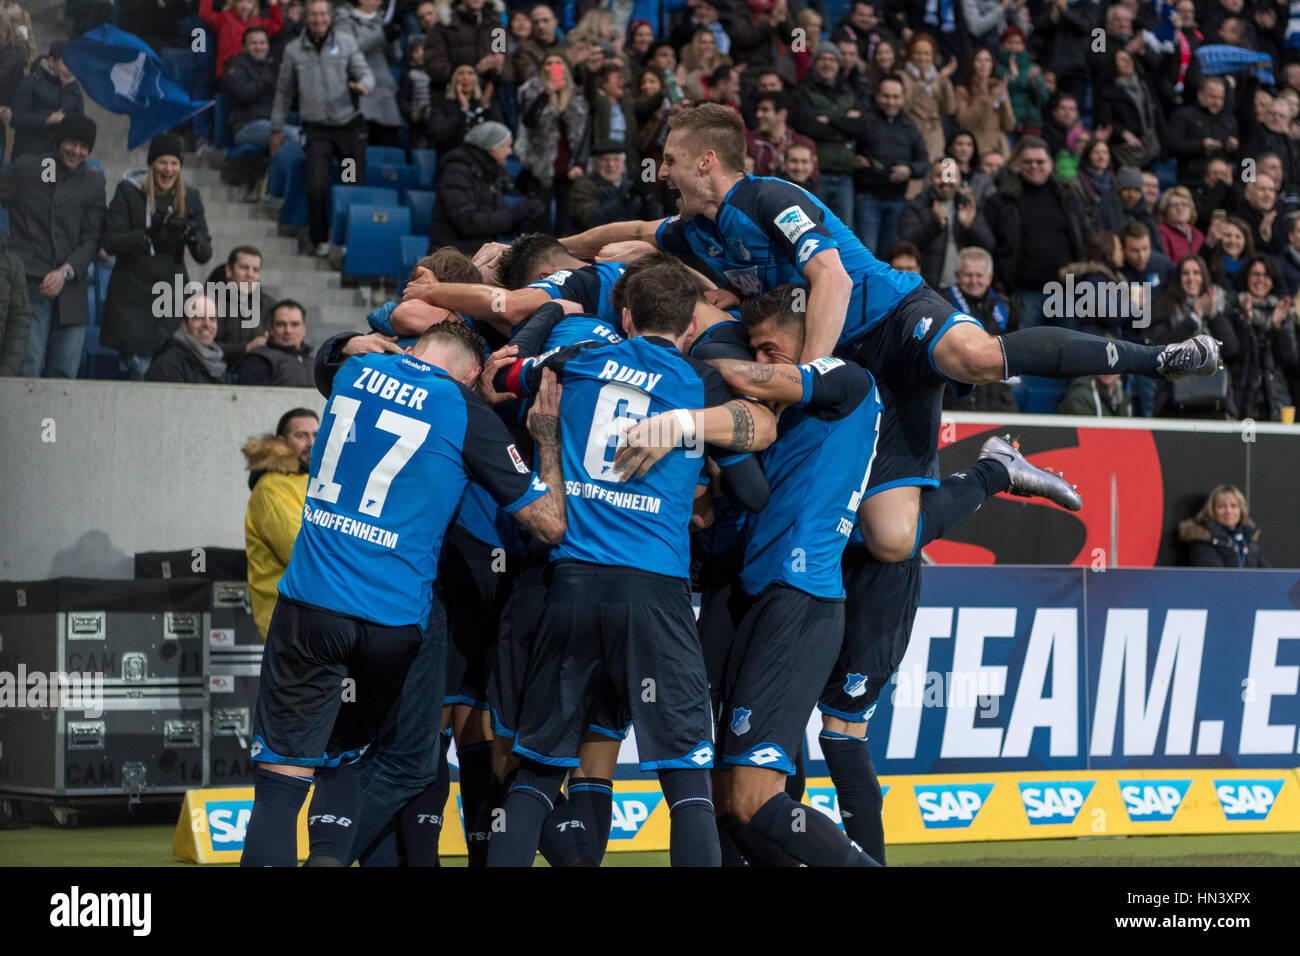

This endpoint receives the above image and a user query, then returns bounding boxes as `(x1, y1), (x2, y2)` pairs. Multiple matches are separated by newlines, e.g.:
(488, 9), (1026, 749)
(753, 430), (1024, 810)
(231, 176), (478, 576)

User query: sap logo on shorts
(796, 236), (820, 265)
(843, 672), (868, 698)
(731, 707), (752, 735)
(913, 317), (933, 340)
(774, 204), (816, 243)
(205, 800), (254, 849)
(1018, 781), (1095, 825)
(1214, 779), (1285, 821)
(914, 783), (994, 829)
(723, 267), (762, 297)
(1118, 779), (1192, 822)
(507, 444), (529, 474)
(610, 792), (663, 839)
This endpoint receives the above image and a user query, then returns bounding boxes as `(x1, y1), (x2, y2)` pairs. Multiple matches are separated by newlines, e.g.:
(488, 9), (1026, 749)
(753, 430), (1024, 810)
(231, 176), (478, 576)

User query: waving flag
(1195, 44), (1275, 85)
(61, 25), (212, 150)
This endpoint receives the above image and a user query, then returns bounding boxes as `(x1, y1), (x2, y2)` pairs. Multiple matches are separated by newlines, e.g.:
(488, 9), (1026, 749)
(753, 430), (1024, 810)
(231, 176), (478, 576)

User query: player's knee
(939, 330), (1003, 384)
(730, 774), (781, 825)
(822, 714), (868, 739)
(256, 761), (314, 779)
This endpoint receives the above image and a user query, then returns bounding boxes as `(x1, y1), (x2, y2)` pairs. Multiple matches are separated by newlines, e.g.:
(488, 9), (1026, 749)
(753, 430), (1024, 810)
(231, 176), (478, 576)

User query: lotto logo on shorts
(1214, 779), (1285, 821)
(913, 783), (994, 829)
(1118, 780), (1192, 822)
(610, 792), (663, 839)
(688, 745), (714, 766)
(1017, 781), (1095, 825)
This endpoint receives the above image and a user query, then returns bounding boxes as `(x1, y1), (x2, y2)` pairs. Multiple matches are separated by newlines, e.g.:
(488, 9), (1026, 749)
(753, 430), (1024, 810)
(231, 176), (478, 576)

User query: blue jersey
(655, 176), (922, 343)
(511, 300), (624, 354)
(526, 261), (628, 330)
(280, 352), (548, 626)
(509, 336), (734, 577)
(740, 358), (883, 599)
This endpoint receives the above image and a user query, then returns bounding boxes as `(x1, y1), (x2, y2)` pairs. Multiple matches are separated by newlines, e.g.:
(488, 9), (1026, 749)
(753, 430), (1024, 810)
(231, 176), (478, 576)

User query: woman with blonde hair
(516, 52), (589, 233)
(428, 62), (505, 153)
(568, 8), (616, 48)
(899, 32), (956, 164)
(1179, 485), (1270, 567)
(677, 28), (730, 102)
(1157, 186), (1205, 262)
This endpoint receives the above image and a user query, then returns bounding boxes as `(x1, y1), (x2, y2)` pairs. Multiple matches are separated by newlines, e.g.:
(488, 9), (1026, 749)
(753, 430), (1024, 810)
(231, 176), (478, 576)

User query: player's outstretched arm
(511, 369), (567, 545)
(404, 282), (550, 334)
(707, 358), (806, 406)
(613, 399), (777, 480)
(799, 249), (855, 364)
(561, 219), (668, 259)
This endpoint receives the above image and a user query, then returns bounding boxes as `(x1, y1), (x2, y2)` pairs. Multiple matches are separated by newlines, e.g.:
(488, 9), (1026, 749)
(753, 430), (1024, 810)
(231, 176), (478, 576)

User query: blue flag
(61, 25), (212, 151)
(1195, 44), (1275, 85)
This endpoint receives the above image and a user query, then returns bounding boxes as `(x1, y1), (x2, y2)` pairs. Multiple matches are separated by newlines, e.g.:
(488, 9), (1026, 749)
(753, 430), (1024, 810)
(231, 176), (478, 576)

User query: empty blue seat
(366, 145), (407, 168)
(365, 162), (418, 201)
(397, 233), (428, 294)
(343, 205), (412, 278)
(78, 325), (119, 380)
(331, 186), (400, 245)
(1016, 375), (1071, 415)
(411, 149), (437, 189)
(405, 189), (436, 237)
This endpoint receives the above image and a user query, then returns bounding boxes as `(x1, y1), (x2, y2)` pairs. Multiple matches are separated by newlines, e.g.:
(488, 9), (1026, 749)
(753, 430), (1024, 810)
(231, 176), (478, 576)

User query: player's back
(551, 335), (716, 577)
(527, 262), (628, 329)
(280, 352), (484, 626)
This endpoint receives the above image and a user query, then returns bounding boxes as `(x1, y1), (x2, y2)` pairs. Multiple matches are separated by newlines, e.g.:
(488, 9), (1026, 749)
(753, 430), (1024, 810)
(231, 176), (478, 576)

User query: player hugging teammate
(241, 102), (1224, 868)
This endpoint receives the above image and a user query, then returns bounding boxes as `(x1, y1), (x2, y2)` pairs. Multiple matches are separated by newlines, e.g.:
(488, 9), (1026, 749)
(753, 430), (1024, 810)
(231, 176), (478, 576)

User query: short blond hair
(666, 103), (747, 174)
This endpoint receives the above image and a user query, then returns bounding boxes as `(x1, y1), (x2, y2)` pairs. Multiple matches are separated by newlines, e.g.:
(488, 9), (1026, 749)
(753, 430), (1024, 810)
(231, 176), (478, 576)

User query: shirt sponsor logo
(723, 267), (762, 297)
(774, 204), (816, 243)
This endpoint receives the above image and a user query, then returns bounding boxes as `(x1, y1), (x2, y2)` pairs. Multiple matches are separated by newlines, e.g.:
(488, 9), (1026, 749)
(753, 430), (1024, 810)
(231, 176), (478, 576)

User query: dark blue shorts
(720, 583), (844, 775)
(819, 549), (922, 723)
(512, 561), (714, 772)
(439, 525), (517, 710)
(694, 547), (750, 719)
(486, 544), (550, 740)
(252, 596), (423, 767)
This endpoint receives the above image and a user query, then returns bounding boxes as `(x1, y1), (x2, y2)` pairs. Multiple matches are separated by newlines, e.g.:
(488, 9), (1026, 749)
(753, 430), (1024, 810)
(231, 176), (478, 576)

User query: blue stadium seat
(1014, 375), (1071, 415)
(92, 260), (114, 327)
(365, 162), (418, 201)
(411, 149), (437, 189)
(212, 92), (232, 149)
(366, 146), (407, 168)
(78, 325), (119, 380)
(225, 142), (268, 164)
(504, 155), (522, 183)
(279, 151), (310, 227)
(397, 234), (427, 294)
(331, 186), (400, 245)
(343, 205), (411, 278)
(405, 189), (436, 237)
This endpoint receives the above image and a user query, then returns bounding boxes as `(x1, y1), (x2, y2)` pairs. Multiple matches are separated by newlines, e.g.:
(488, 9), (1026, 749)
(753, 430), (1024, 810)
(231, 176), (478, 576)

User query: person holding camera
(898, 159), (995, 290)
(101, 134), (213, 380)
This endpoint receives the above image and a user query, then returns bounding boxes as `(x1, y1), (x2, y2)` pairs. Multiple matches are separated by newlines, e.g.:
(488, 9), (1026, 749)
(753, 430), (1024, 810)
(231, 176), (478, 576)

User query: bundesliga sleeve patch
(774, 204), (816, 243)
(804, 357), (845, 375)
(507, 444), (529, 474)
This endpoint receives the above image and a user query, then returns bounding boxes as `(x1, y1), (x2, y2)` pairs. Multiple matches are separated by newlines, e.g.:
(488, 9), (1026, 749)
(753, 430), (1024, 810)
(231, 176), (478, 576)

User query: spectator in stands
(985, 136), (1089, 327)
(747, 91), (818, 189)
(589, 61), (652, 178)
(864, 36), (898, 93)
(429, 121), (544, 254)
(940, 245), (1020, 413)
(1062, 228), (1124, 337)
(1059, 372), (1133, 416)
(397, 37), (433, 150)
(1167, 76), (1239, 188)
(1235, 174), (1286, 256)
(676, 29), (727, 103)
(1120, 221), (1173, 414)
(1229, 253), (1299, 421)
(850, 73), (928, 250)
(0, 19), (27, 127)
(1072, 139), (1125, 234)
(781, 141), (819, 193)
(1116, 165), (1164, 252)
(899, 32), (956, 165)
(428, 63), (505, 153)
(980, 148), (1004, 181)
(885, 240), (922, 274)
(209, 245), (276, 365)
(102, 134), (213, 380)
(516, 52), (589, 233)
(239, 299), (315, 386)
(625, 18), (656, 62)
(1041, 91), (1083, 159)
(335, 0), (405, 146)
(1157, 185), (1205, 263)
(1055, 125), (1089, 181)
(1254, 153), (1300, 223)
(244, 407), (319, 638)
(789, 43), (862, 229)
(425, 0), (512, 89)
(1142, 171), (1161, 211)
(835, 0), (895, 69)
(1279, 214), (1300, 297)
(0, 115), (104, 379)
(943, 129), (994, 207)
(1156, 0), (1203, 113)
(636, 69), (671, 173)
(790, 7), (822, 81)
(899, 159), (995, 290)
(144, 295), (233, 384)
(953, 46), (1014, 159)
(270, 0), (374, 259)
(415, 0), (438, 35)
(1246, 99), (1300, 194)
(513, 4), (565, 84)
(571, 141), (659, 229)
(1094, 48), (1163, 171)
(1088, 3), (1158, 86)
(1191, 156), (1232, 231)
(1179, 485), (1270, 567)
(1205, 214), (1254, 288)
(999, 26), (1049, 139)
(271, 0), (305, 65)
(10, 42), (83, 160)
(1151, 253), (1238, 419)
(223, 25), (284, 166)
(730, 0), (795, 90)
(834, 36), (872, 104)
(200, 0), (284, 79)
(704, 64), (743, 114)
(671, 0), (731, 54)
(0, 227), (30, 376)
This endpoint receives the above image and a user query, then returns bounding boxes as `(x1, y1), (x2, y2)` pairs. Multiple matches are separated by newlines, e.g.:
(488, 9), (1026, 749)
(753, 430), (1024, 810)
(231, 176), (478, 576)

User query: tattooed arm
(612, 398), (777, 480)
(510, 369), (567, 544)
(706, 358), (806, 407)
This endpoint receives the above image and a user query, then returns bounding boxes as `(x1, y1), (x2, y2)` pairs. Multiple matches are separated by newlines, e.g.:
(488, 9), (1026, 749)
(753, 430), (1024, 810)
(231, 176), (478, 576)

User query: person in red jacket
(201, 0), (284, 79)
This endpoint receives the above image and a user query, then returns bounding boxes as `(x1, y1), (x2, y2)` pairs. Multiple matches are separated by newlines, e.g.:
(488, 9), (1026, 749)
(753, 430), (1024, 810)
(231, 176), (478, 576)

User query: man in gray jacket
(270, 0), (375, 257)
(0, 114), (105, 378)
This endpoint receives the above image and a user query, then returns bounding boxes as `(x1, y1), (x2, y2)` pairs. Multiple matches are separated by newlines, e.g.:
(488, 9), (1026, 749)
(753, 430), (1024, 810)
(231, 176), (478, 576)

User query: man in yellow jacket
(243, 407), (319, 638)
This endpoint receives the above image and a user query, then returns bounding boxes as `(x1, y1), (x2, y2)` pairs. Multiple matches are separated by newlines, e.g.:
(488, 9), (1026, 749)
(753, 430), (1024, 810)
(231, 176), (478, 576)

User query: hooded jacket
(243, 436), (309, 638)
(1179, 517), (1269, 568)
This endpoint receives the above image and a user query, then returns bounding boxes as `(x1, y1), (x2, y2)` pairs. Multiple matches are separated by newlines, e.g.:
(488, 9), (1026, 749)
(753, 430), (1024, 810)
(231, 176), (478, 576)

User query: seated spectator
(1179, 484), (1270, 567)
(899, 32), (956, 164)
(677, 27), (730, 103)
(998, 26), (1049, 139)
(1166, 76), (1238, 188)
(571, 141), (660, 229)
(239, 299), (314, 386)
(780, 142), (819, 193)
(940, 245), (1020, 413)
(425, 0), (512, 89)
(0, 226), (31, 376)
(943, 129), (994, 206)
(789, 43), (863, 229)
(980, 149), (1004, 182)
(243, 406), (319, 638)
(1094, 48), (1163, 170)
(199, 0), (284, 79)
(428, 63), (506, 154)
(1228, 254), (1299, 421)
(1059, 372), (1133, 416)
(898, 159), (995, 290)
(1157, 186), (1206, 263)
(102, 134), (213, 380)
(396, 37), (433, 150)
(1254, 152), (1300, 223)
(746, 91), (819, 189)
(429, 121), (544, 254)
(1072, 139), (1125, 234)
(1191, 157), (1232, 232)
(885, 240), (922, 274)
(704, 64), (743, 114)
(516, 53), (589, 233)
(1151, 254), (1239, 419)
(1279, 214), (1300, 297)
(144, 295), (233, 384)
(513, 5), (565, 84)
(1204, 214), (1254, 289)
(207, 245), (276, 365)
(10, 42), (83, 159)
(0, 115), (104, 379)
(953, 46), (1014, 159)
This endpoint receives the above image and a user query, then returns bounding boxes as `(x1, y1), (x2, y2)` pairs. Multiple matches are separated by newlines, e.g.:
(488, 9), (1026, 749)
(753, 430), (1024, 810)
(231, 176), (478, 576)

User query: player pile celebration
(243, 104), (1220, 868)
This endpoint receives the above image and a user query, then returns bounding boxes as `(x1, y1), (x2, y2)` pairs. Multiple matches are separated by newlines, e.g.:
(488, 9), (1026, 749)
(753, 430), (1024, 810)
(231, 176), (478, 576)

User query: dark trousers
(304, 121), (368, 245)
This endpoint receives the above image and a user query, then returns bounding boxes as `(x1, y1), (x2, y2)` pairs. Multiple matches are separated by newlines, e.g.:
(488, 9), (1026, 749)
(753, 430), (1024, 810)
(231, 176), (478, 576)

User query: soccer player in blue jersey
(239, 321), (568, 867)
(482, 259), (778, 867)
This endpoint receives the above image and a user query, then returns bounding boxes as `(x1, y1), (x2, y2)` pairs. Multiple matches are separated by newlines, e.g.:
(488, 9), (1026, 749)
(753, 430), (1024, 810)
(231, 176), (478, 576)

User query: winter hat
(56, 114), (97, 152)
(148, 133), (185, 166)
(814, 42), (842, 62)
(464, 121), (512, 152)
(1116, 165), (1143, 190)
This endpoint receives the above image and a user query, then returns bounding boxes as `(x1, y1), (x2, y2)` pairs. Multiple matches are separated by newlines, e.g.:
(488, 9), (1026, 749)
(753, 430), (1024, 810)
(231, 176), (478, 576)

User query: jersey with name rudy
(741, 358), (883, 599)
(526, 261), (628, 329)
(655, 176), (921, 338)
(280, 352), (548, 626)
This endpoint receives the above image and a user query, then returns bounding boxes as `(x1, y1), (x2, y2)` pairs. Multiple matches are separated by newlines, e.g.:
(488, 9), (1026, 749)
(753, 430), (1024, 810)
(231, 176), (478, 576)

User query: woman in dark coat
(428, 121), (544, 255)
(1225, 253), (1300, 422)
(1179, 484), (1270, 567)
(1093, 48), (1164, 170)
(100, 134), (213, 380)
(427, 63), (506, 154)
